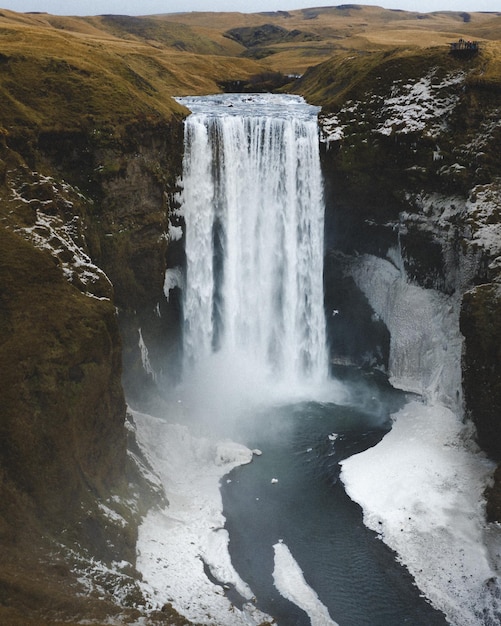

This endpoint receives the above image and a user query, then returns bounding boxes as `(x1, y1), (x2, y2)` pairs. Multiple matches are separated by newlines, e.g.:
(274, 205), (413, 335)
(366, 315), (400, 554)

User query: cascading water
(176, 94), (328, 399)
(142, 94), (452, 626)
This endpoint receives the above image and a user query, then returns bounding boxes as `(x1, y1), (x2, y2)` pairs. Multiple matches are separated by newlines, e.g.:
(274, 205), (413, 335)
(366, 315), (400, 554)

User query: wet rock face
(324, 251), (390, 371)
(36, 120), (185, 313)
(35, 119), (186, 400)
(90, 122), (186, 398)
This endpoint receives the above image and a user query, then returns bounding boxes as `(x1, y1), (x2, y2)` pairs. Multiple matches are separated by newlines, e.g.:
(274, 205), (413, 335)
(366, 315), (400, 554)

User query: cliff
(296, 43), (501, 514)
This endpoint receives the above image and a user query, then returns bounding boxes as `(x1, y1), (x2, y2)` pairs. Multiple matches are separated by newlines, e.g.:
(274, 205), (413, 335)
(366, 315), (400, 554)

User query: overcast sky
(1, 1), (500, 17)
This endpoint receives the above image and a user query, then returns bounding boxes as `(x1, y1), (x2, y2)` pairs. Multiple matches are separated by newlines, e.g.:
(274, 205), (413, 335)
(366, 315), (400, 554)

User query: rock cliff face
(313, 47), (501, 515)
(0, 112), (186, 622)
(40, 119), (187, 405)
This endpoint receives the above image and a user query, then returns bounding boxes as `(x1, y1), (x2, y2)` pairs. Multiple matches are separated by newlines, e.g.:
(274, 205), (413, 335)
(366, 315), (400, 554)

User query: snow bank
(320, 113), (344, 144)
(341, 400), (500, 625)
(273, 541), (339, 626)
(132, 409), (270, 625)
(346, 248), (501, 624)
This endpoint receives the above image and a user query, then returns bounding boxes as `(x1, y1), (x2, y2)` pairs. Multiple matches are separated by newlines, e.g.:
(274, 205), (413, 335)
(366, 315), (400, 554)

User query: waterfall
(176, 94), (328, 401)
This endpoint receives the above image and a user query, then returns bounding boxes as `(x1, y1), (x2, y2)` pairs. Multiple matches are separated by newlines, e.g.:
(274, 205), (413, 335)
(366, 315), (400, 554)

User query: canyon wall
(314, 47), (501, 516)
(0, 112), (186, 623)
(0, 13), (240, 621)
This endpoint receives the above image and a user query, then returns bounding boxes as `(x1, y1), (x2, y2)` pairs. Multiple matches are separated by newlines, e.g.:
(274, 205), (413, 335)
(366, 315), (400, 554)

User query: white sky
(1, 1), (500, 17)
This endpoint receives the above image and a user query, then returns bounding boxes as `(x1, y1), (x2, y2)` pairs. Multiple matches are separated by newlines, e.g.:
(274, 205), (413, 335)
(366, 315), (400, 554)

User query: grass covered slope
(0, 227), (130, 625)
(161, 5), (501, 74)
(0, 8), (266, 135)
(278, 7), (501, 109)
(0, 228), (125, 516)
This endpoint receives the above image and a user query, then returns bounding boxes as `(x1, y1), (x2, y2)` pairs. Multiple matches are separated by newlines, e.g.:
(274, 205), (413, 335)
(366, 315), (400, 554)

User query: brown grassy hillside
(159, 6), (501, 74)
(0, 8), (266, 135)
(288, 38), (501, 111)
(1, 5), (500, 111)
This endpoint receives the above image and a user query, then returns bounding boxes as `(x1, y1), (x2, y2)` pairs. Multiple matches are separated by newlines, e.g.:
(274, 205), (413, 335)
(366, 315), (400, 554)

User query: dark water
(221, 371), (448, 626)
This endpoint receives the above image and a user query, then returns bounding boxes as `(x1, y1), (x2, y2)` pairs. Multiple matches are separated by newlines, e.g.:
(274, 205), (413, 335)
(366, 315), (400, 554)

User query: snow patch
(320, 69), (466, 143)
(133, 410), (270, 625)
(6, 171), (111, 298)
(273, 541), (339, 626)
(97, 502), (127, 528)
(374, 70), (464, 137)
(18, 210), (111, 297)
(320, 114), (344, 145)
(163, 266), (183, 301)
(168, 221), (183, 241)
(215, 441), (253, 466)
(466, 181), (501, 256)
(341, 400), (500, 626)
(138, 329), (157, 383)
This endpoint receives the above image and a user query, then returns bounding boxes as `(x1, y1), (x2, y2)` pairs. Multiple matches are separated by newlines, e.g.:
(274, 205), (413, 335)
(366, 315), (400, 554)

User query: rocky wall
(0, 113), (187, 621)
(318, 55), (501, 517)
(34, 117), (187, 405)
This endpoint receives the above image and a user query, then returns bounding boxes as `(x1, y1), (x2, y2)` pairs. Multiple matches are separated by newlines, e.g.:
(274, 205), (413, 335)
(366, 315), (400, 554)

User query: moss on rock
(0, 226), (126, 525)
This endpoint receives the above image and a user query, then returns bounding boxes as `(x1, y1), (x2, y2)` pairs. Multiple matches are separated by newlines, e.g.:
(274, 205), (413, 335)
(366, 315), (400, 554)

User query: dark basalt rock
(35, 118), (186, 403)
(324, 251), (390, 371)
(318, 51), (501, 519)
(460, 282), (501, 460)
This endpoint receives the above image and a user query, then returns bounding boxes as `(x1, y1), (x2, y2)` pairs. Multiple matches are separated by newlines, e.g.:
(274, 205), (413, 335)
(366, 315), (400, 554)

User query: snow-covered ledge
(340, 250), (501, 625)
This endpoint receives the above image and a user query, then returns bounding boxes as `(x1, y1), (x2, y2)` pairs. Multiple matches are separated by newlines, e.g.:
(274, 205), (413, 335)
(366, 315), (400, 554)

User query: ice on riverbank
(132, 409), (270, 625)
(346, 245), (501, 624)
(130, 397), (501, 626)
(341, 399), (501, 626)
(273, 541), (339, 626)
